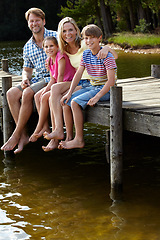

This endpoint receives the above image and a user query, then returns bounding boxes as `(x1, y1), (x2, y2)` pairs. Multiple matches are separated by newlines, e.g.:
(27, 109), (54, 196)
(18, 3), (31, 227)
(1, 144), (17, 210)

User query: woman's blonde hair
(58, 17), (81, 53)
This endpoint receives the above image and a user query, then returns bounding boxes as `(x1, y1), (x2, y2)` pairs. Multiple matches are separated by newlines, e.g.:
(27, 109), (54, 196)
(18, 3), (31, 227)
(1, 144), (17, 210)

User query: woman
(43, 17), (118, 151)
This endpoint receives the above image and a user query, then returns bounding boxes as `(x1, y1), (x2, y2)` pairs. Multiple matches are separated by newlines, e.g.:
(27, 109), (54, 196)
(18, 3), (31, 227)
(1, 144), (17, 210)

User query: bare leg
(60, 100), (84, 149)
(43, 82), (71, 140)
(29, 91), (50, 142)
(1, 87), (35, 151)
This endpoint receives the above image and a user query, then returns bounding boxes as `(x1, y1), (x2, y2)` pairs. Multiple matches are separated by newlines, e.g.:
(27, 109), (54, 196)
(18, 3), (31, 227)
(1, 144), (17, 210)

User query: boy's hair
(58, 17), (81, 53)
(43, 36), (58, 47)
(25, 8), (45, 21)
(82, 24), (103, 38)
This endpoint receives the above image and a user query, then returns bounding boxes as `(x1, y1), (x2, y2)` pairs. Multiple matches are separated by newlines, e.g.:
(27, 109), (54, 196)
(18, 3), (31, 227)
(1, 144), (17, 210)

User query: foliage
(134, 19), (151, 33)
(0, 0), (160, 41)
(108, 32), (160, 48)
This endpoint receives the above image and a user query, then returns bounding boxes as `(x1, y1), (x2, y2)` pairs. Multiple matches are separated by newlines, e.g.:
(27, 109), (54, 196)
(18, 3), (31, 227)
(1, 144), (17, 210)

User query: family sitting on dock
(1, 7), (117, 154)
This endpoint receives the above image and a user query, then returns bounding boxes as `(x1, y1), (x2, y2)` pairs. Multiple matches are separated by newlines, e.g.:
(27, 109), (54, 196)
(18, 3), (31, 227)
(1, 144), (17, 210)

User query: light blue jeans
(67, 84), (110, 109)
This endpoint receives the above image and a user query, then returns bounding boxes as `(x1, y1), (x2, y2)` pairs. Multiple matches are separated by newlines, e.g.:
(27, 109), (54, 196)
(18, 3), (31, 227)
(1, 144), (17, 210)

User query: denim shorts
(67, 84), (110, 109)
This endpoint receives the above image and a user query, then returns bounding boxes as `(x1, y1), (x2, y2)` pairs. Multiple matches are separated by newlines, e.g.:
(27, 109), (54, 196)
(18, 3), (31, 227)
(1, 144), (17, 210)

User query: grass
(108, 32), (160, 49)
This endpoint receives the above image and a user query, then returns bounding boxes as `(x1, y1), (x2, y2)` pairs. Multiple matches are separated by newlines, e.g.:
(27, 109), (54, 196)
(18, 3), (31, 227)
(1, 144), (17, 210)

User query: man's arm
(21, 67), (33, 89)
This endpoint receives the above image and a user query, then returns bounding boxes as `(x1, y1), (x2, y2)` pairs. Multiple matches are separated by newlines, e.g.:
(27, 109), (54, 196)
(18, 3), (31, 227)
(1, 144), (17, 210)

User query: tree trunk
(127, 0), (135, 31)
(99, 0), (112, 39)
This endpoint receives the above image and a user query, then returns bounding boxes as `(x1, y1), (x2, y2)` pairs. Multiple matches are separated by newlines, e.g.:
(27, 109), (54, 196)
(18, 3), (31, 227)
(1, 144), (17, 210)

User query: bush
(134, 19), (151, 33)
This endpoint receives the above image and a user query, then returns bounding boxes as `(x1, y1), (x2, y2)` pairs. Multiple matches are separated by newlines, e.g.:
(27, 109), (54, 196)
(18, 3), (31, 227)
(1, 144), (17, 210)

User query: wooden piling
(1, 76), (14, 144)
(109, 86), (123, 201)
(151, 64), (160, 78)
(2, 59), (9, 72)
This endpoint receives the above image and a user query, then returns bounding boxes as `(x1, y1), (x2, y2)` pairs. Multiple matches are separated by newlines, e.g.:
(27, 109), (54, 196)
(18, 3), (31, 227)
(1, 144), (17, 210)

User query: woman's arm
(97, 45), (118, 59)
(57, 57), (66, 83)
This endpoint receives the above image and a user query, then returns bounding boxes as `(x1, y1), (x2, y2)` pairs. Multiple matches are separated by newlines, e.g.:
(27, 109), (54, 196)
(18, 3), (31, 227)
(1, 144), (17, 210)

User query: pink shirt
(49, 51), (76, 82)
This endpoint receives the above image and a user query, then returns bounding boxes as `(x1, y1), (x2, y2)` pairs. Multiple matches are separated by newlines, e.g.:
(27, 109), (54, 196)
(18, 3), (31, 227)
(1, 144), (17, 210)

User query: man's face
(28, 13), (45, 34)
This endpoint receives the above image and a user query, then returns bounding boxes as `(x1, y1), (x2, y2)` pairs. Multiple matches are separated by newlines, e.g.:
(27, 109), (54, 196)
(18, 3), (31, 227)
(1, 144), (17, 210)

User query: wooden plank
(123, 110), (160, 137)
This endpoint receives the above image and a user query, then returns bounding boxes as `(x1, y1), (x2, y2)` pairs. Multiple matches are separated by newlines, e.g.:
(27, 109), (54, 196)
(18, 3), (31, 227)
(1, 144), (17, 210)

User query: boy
(60, 24), (117, 149)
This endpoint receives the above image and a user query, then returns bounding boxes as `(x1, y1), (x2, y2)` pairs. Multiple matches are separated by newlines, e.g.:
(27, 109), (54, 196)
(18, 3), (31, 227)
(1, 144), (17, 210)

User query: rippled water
(0, 42), (160, 239)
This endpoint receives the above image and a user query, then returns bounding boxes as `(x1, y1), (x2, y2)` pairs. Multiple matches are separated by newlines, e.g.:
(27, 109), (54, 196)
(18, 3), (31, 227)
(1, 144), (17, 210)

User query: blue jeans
(67, 84), (110, 109)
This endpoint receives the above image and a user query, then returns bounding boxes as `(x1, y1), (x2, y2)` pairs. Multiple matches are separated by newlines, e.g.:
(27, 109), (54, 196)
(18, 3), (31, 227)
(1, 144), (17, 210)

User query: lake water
(0, 41), (160, 239)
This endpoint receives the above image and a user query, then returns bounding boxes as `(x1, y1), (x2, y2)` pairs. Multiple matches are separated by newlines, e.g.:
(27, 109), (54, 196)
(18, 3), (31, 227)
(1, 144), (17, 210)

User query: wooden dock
(1, 71), (160, 137)
(0, 61), (160, 201)
(85, 75), (160, 138)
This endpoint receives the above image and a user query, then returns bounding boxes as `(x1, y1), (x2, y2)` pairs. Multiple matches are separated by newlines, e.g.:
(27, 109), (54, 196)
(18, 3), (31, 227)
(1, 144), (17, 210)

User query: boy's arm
(61, 65), (85, 105)
(97, 46), (118, 60)
(87, 68), (115, 106)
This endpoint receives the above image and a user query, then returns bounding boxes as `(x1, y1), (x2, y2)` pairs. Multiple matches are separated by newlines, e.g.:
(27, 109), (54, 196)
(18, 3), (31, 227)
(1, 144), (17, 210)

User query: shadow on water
(0, 126), (160, 239)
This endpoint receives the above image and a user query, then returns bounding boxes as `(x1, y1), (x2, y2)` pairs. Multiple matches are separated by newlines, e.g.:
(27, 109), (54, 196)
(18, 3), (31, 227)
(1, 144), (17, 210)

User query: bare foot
(29, 133), (39, 142)
(14, 134), (30, 154)
(29, 127), (50, 142)
(42, 139), (59, 152)
(1, 134), (20, 151)
(43, 129), (64, 140)
(59, 138), (85, 149)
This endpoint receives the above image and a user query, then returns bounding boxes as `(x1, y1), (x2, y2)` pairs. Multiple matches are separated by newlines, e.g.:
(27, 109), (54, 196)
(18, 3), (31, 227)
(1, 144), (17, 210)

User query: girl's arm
(87, 68), (115, 106)
(97, 46), (118, 59)
(60, 65), (85, 105)
(57, 57), (66, 83)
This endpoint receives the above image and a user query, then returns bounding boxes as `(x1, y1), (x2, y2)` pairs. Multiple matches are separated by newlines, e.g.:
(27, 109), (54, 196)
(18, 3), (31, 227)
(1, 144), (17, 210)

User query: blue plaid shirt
(23, 28), (57, 83)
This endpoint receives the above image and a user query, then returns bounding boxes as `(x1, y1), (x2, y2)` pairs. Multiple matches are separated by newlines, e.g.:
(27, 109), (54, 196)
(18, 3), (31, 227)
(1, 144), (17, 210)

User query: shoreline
(108, 43), (160, 54)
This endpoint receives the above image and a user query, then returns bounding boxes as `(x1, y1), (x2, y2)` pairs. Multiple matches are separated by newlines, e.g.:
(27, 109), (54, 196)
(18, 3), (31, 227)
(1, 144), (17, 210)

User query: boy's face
(84, 35), (102, 51)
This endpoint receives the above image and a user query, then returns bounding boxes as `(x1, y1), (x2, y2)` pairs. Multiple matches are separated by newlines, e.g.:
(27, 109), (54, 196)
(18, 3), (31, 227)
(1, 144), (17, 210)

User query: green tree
(59, 0), (114, 38)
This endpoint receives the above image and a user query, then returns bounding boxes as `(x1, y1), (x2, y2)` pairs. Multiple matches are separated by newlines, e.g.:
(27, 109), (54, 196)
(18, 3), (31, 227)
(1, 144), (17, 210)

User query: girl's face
(43, 40), (58, 57)
(62, 22), (77, 44)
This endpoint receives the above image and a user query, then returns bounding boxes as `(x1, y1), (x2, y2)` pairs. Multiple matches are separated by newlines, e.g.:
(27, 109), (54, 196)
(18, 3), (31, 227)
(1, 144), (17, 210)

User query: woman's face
(62, 22), (77, 44)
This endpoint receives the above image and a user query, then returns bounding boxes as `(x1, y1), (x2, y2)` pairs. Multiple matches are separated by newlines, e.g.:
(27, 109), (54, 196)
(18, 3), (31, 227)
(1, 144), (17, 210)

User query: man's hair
(25, 8), (45, 21)
(43, 36), (58, 47)
(82, 24), (103, 38)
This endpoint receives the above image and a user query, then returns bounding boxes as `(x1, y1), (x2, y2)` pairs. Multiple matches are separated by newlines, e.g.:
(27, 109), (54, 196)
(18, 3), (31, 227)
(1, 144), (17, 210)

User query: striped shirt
(23, 28), (57, 83)
(80, 48), (117, 86)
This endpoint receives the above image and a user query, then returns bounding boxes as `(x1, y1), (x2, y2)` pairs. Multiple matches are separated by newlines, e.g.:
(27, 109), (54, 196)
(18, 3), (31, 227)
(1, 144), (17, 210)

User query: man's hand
(21, 79), (30, 89)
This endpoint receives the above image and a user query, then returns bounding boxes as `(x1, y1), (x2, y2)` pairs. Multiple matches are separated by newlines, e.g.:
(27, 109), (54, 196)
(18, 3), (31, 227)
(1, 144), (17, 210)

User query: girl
(29, 36), (76, 150)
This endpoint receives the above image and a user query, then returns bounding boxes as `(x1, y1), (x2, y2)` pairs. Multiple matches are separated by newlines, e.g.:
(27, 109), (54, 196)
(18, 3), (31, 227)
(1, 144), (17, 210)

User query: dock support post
(2, 59), (9, 72)
(151, 65), (160, 78)
(109, 86), (123, 201)
(1, 76), (14, 158)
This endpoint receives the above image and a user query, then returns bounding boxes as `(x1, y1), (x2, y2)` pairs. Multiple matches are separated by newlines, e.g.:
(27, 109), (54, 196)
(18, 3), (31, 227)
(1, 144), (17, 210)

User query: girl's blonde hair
(58, 17), (81, 53)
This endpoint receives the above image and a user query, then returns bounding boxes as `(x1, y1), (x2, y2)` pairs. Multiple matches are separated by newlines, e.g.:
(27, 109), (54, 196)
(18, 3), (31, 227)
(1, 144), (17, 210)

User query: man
(1, 8), (57, 154)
